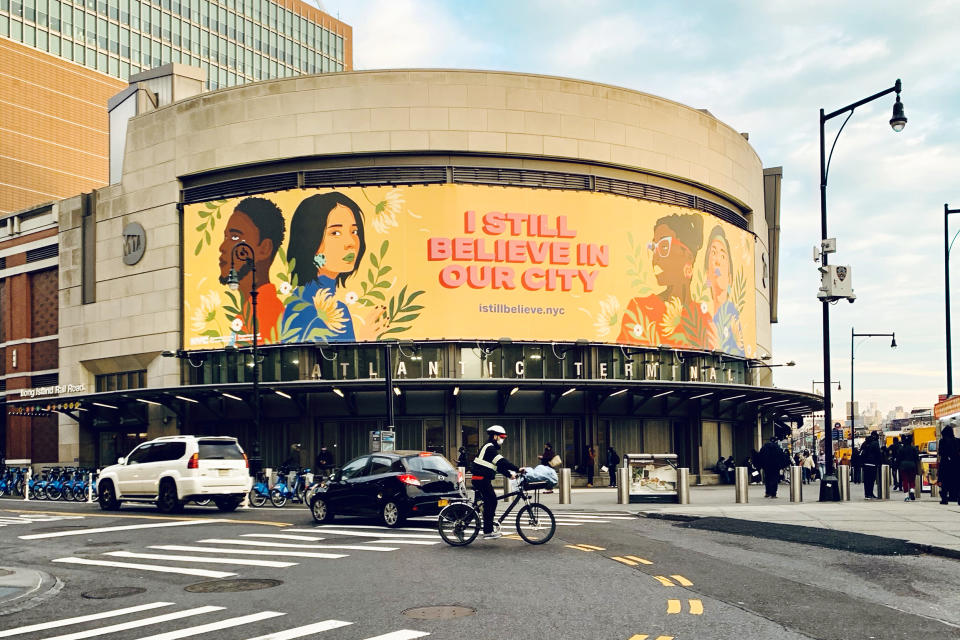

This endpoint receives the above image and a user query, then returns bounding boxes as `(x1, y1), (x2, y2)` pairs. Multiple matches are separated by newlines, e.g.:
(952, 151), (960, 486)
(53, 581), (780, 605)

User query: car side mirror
(117, 457), (126, 465)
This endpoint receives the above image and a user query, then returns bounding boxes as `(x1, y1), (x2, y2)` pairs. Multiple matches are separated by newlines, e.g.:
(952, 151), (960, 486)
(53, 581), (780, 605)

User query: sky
(324, 0), (960, 418)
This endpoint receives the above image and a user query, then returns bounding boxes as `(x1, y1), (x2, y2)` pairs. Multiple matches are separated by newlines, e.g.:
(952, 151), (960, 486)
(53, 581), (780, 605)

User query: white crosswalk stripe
(195, 538), (400, 552)
(240, 533), (326, 541)
(0, 603), (425, 640)
(103, 551), (298, 568)
(285, 528), (440, 539)
(149, 544), (359, 558)
(0, 602), (173, 638)
(364, 539), (441, 545)
(52, 557), (236, 579)
(20, 519), (223, 540)
(40, 605), (226, 640)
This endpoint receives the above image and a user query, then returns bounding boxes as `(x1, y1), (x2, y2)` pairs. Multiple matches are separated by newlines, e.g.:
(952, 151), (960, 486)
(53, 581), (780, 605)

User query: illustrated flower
(632, 323), (644, 339)
(593, 295), (621, 338)
(190, 290), (222, 333)
(371, 189), (403, 234)
(312, 290), (346, 334)
(344, 291), (359, 305)
(279, 281), (292, 296)
(700, 302), (709, 314)
(661, 297), (684, 334)
(230, 317), (244, 333)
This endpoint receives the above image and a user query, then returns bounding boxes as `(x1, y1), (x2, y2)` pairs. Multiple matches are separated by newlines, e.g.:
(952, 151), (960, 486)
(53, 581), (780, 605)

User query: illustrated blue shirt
(280, 274), (355, 343)
(714, 300), (744, 356)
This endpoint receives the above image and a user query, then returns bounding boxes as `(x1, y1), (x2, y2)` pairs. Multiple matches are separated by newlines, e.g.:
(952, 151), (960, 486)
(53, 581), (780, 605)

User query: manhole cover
(402, 606), (476, 620)
(185, 578), (282, 593)
(82, 587), (146, 599)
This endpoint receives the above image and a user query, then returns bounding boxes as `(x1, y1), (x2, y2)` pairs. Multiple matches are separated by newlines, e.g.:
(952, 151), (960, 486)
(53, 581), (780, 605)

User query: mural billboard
(183, 184), (757, 356)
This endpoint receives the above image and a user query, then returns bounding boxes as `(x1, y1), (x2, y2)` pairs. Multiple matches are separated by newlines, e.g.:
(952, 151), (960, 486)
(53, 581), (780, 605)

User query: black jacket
(860, 438), (882, 466)
(898, 444), (920, 473)
(470, 439), (519, 481)
(758, 441), (786, 470)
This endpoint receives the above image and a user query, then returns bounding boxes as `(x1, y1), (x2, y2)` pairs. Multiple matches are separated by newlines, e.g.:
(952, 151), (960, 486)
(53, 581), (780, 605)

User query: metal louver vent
(31, 373), (59, 387)
(452, 167), (591, 190)
(0, 256), (6, 269)
(182, 173), (299, 204)
(303, 166), (447, 187)
(26, 244), (58, 262)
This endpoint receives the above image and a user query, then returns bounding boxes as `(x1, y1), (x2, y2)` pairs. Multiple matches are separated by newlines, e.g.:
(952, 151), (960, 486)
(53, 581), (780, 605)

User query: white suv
(97, 436), (253, 513)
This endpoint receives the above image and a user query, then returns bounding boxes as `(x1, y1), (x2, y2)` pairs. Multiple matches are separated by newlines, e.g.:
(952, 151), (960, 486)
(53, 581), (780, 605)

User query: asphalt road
(1, 498), (958, 640)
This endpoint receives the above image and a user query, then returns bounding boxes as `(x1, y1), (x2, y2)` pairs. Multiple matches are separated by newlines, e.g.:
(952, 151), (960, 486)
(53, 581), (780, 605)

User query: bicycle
(270, 468), (309, 507)
(437, 474), (556, 546)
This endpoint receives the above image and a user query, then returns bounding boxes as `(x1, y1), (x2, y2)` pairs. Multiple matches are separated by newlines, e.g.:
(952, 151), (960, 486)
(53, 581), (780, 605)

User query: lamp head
(890, 94), (907, 132)
(890, 335), (897, 348)
(786, 360), (796, 367)
(226, 267), (240, 291)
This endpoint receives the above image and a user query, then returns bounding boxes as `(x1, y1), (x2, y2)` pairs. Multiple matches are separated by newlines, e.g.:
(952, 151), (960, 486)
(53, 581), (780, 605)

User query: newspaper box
(624, 453), (679, 503)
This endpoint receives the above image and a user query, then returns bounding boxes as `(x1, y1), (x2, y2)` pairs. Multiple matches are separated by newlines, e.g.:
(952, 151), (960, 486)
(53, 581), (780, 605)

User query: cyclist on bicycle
(471, 425), (521, 540)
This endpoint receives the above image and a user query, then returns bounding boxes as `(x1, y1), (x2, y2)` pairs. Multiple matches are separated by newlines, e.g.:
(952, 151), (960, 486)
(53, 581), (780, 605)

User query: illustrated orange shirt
(617, 294), (715, 349)
(242, 283), (284, 344)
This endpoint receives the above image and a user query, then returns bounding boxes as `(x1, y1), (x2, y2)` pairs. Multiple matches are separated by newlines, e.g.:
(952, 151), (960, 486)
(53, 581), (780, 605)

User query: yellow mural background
(183, 184), (757, 355)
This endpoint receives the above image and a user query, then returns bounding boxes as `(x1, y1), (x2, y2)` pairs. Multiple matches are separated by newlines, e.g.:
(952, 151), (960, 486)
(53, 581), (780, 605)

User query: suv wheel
(214, 496), (242, 512)
(157, 479), (183, 514)
(381, 500), (404, 528)
(98, 481), (120, 511)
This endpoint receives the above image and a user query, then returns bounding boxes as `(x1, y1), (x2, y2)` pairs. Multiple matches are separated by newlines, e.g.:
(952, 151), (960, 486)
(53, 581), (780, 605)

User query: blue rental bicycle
(270, 468), (309, 507)
(248, 471), (271, 507)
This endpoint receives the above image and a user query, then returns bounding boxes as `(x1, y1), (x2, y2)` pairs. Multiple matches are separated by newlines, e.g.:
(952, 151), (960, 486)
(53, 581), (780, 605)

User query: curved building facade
(9, 68), (822, 480)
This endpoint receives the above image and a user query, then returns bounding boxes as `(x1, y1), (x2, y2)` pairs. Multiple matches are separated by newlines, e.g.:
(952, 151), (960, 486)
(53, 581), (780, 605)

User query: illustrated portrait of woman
(280, 192), (385, 343)
(618, 213), (715, 348)
(704, 225), (745, 356)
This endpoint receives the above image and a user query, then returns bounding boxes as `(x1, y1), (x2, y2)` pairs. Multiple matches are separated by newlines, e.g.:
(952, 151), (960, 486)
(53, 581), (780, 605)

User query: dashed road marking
(624, 555), (653, 564)
(566, 544), (601, 552)
(689, 599), (704, 615)
(612, 556), (638, 566)
(666, 600), (682, 614)
(671, 575), (693, 587)
(52, 557), (236, 579)
(666, 599), (702, 615)
(628, 635), (673, 640)
(19, 519), (225, 540)
(653, 576), (676, 587)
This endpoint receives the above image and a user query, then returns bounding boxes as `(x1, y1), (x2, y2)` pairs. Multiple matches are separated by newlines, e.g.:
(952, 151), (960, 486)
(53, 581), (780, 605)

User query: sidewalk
(536, 481), (960, 557)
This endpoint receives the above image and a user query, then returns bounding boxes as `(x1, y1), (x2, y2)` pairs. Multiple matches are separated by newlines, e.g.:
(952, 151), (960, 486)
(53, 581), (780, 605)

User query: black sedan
(309, 451), (464, 527)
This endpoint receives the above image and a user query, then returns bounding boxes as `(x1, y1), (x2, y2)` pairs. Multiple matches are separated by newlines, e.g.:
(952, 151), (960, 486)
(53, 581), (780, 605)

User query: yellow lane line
(1, 508), (291, 527)
(666, 599), (682, 614)
(628, 636), (673, 640)
(565, 544), (597, 552)
(504, 535), (523, 540)
(577, 544), (606, 550)
(689, 599), (704, 615)
(612, 556), (638, 566)
(624, 555), (653, 565)
(653, 575), (676, 587)
(671, 575), (693, 587)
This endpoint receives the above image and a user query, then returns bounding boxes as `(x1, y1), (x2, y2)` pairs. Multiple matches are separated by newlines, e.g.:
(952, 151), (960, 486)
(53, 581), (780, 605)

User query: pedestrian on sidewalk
(801, 450), (815, 484)
(758, 437), (787, 498)
(606, 446), (620, 487)
(583, 444), (596, 487)
(851, 447), (862, 484)
(898, 433), (920, 501)
(861, 431), (882, 499)
(889, 436), (903, 491)
(938, 425), (960, 505)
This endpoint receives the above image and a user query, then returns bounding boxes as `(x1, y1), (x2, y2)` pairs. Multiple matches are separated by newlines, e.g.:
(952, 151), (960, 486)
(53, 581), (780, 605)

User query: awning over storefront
(7, 378), (824, 428)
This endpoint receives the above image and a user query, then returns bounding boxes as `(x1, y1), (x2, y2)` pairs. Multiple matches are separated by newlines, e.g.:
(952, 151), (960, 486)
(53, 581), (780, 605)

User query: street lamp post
(850, 329), (896, 453)
(812, 380), (841, 454)
(944, 204), (960, 397)
(818, 79), (907, 501)
(226, 240), (261, 473)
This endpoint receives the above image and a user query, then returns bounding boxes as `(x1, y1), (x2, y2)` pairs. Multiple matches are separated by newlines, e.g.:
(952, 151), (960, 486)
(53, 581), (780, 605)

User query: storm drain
(82, 587), (146, 599)
(185, 578), (282, 593)
(402, 606), (476, 620)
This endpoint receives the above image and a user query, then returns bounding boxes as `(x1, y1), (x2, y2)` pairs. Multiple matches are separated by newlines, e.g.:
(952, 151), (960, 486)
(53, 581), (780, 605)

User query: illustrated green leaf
(205, 202), (219, 210)
(375, 281), (391, 289)
(195, 223), (206, 232)
(223, 305), (240, 315)
(367, 268), (375, 283)
(405, 290), (424, 304)
(361, 281), (368, 293)
(380, 240), (388, 258)
(392, 314), (419, 324)
(380, 326), (410, 336)
(210, 216), (216, 231)
(204, 229), (211, 244)
(194, 239), (204, 255)
(389, 297), (396, 317)
(201, 329), (220, 338)
(366, 290), (385, 301)
(397, 285), (408, 306)
(401, 304), (424, 312)
(370, 253), (380, 269)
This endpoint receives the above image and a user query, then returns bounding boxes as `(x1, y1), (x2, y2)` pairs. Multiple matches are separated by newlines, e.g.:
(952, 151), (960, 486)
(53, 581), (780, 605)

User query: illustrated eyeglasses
(648, 237), (675, 257)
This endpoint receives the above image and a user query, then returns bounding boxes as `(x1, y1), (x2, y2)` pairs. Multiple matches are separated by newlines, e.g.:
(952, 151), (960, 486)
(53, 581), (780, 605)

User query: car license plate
(438, 499), (449, 507)
(218, 469), (230, 477)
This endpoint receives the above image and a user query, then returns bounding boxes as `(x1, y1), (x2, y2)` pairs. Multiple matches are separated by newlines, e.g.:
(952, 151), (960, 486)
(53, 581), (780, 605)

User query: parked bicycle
(270, 468), (310, 507)
(437, 474), (556, 546)
(248, 471), (271, 507)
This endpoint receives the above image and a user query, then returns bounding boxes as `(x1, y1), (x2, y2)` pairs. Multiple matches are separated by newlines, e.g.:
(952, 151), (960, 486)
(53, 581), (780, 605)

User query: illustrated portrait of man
(218, 196), (286, 344)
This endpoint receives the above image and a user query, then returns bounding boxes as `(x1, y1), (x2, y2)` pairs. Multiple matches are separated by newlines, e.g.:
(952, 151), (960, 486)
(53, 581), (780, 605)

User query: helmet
(486, 425), (507, 436)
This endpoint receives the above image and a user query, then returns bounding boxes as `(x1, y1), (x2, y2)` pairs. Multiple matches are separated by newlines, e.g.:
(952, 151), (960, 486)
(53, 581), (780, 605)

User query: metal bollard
(677, 468), (690, 504)
(838, 465), (851, 501)
(558, 468), (572, 504)
(616, 467), (629, 504)
(735, 466), (749, 503)
(880, 464), (892, 500)
(914, 473), (923, 500)
(789, 466), (803, 502)
(24, 468), (32, 501)
(87, 472), (94, 503)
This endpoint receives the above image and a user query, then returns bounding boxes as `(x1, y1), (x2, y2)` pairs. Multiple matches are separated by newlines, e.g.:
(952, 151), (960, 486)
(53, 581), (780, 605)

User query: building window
(95, 369), (146, 393)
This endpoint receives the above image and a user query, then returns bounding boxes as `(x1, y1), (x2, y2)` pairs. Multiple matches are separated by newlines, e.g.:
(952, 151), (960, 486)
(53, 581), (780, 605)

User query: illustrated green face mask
(314, 253), (326, 270)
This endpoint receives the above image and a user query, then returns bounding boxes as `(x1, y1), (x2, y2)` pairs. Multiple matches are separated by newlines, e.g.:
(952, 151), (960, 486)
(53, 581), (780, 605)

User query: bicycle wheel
(437, 503), (480, 546)
(249, 488), (267, 508)
(270, 489), (287, 508)
(515, 502), (555, 545)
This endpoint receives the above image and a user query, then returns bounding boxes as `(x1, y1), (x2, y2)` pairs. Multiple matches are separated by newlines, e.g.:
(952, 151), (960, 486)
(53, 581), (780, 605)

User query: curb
(0, 567), (63, 616)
